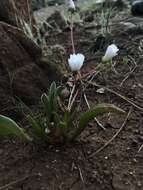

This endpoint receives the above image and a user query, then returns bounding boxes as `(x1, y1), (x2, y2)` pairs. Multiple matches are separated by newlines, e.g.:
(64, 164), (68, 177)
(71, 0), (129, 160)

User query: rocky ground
(0, 0), (143, 190)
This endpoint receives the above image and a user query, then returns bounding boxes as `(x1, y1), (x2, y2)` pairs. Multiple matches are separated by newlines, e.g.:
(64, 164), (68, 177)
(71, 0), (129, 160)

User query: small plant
(100, 6), (115, 36)
(26, 82), (125, 143)
(0, 82), (125, 143)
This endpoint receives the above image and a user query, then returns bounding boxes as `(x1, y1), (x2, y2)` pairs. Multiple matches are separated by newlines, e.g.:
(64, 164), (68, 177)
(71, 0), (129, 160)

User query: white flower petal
(69, 0), (76, 10)
(68, 53), (85, 71)
(102, 44), (119, 62)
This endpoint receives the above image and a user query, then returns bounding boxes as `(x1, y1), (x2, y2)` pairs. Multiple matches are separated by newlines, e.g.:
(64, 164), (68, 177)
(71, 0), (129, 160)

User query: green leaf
(53, 112), (61, 126)
(53, 112), (68, 137)
(27, 115), (45, 139)
(70, 104), (125, 140)
(41, 93), (51, 118)
(58, 121), (68, 139)
(49, 82), (56, 95)
(41, 82), (60, 121)
(0, 115), (31, 141)
(27, 115), (52, 143)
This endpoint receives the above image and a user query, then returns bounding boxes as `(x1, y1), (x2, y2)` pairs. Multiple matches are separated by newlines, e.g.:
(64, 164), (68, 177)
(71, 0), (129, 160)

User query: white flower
(68, 53), (85, 71)
(45, 127), (50, 134)
(102, 44), (119, 62)
(69, 0), (76, 10)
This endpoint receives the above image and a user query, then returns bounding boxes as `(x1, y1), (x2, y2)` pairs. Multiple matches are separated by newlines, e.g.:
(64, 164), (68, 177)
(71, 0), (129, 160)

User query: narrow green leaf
(49, 82), (57, 95)
(41, 93), (51, 117)
(0, 115), (31, 141)
(58, 121), (68, 138)
(70, 104), (125, 140)
(41, 82), (59, 121)
(53, 112), (61, 126)
(53, 112), (67, 137)
(27, 115), (45, 139)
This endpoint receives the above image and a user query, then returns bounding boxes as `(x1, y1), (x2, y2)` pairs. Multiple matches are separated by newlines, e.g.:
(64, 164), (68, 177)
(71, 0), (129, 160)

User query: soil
(0, 3), (143, 190)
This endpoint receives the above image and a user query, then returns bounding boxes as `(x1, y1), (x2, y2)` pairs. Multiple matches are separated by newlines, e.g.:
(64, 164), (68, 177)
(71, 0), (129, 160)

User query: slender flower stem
(70, 13), (75, 54)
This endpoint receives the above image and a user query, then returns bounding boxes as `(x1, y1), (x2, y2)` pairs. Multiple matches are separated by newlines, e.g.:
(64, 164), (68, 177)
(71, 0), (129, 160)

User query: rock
(112, 17), (143, 35)
(2, 23), (42, 62)
(13, 64), (49, 104)
(131, 0), (143, 16)
(40, 44), (68, 81)
(45, 10), (67, 32)
(96, 0), (127, 8)
(0, 21), (49, 117)
(117, 21), (137, 33)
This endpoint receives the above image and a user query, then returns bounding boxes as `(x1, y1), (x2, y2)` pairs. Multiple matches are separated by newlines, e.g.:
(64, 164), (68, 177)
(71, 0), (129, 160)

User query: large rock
(0, 22), (49, 117)
(96, 0), (128, 8)
(13, 64), (49, 104)
(111, 17), (143, 35)
(45, 10), (67, 33)
(40, 44), (68, 81)
(131, 0), (143, 16)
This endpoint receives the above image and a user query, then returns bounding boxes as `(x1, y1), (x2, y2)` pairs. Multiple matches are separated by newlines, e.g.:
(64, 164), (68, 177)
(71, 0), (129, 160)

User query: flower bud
(102, 44), (119, 62)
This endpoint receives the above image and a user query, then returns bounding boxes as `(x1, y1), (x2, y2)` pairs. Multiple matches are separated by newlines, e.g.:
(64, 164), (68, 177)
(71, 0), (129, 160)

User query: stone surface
(0, 21), (49, 117)
(96, 0), (128, 8)
(13, 64), (49, 104)
(112, 17), (143, 35)
(45, 10), (67, 32)
(131, 0), (143, 16)
(41, 44), (68, 81)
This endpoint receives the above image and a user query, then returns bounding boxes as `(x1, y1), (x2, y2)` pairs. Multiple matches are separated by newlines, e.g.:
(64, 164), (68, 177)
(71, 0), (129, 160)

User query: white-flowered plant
(68, 53), (85, 71)
(0, 2), (125, 145)
(102, 44), (119, 62)
(69, 0), (76, 10)
(0, 82), (125, 143)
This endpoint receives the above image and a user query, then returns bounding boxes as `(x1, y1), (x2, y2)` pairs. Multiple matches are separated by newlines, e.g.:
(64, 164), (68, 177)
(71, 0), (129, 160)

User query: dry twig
(78, 166), (85, 184)
(88, 107), (132, 158)
(138, 144), (143, 153)
(0, 174), (37, 190)
(120, 65), (137, 87)
(86, 81), (143, 112)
